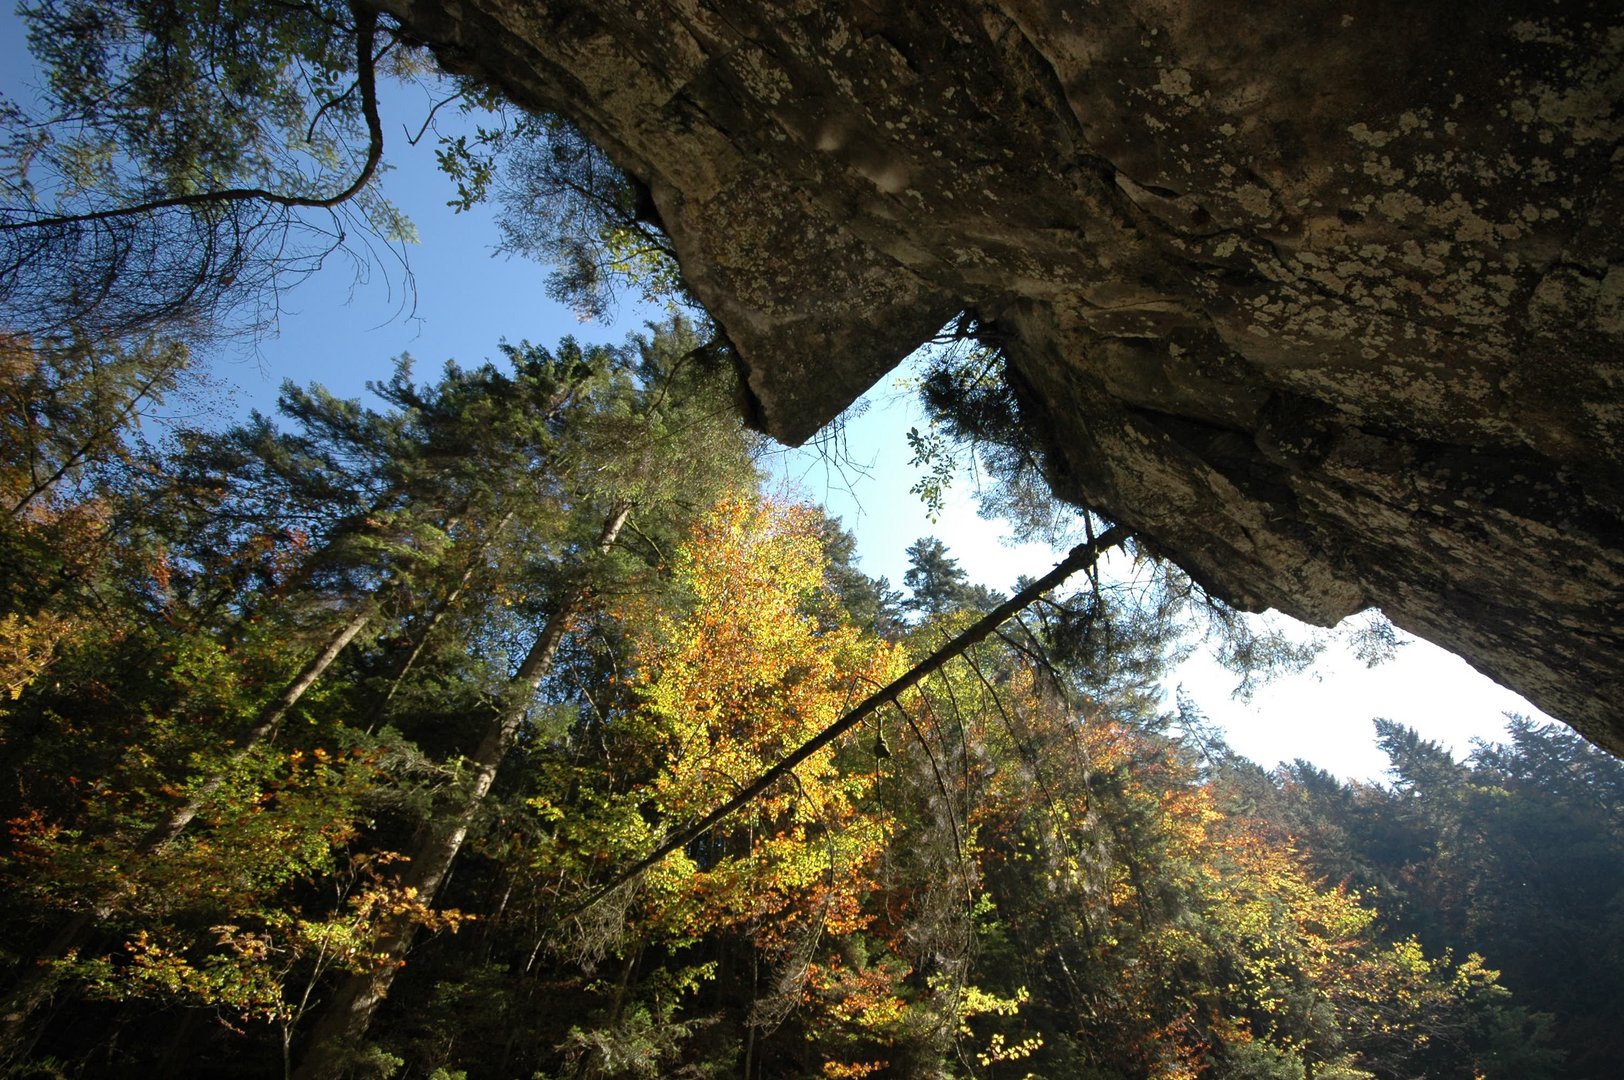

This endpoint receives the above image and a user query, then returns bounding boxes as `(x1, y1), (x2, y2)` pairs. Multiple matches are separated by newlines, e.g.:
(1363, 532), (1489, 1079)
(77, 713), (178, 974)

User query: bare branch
(568, 524), (1132, 916)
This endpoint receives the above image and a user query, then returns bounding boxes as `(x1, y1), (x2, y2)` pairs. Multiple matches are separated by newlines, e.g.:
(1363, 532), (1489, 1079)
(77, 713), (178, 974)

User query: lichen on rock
(384, 0), (1624, 753)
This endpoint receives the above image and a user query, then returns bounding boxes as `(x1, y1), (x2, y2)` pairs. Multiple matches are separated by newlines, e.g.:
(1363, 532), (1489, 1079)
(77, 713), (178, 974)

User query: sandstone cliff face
(382, 0), (1624, 752)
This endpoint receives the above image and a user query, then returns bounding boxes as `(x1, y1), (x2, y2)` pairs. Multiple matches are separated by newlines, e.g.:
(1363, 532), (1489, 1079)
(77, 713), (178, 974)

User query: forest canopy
(3, 312), (1619, 1078)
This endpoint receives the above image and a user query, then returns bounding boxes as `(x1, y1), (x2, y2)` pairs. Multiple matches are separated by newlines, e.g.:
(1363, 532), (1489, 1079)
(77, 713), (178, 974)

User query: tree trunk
(141, 606), (374, 852)
(568, 524), (1132, 915)
(0, 605), (372, 1059)
(293, 504), (631, 1080)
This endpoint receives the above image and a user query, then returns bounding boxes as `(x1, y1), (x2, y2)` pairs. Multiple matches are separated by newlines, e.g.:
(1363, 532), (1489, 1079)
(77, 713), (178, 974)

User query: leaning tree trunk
(565, 523), (1131, 915)
(293, 504), (632, 1080)
(0, 605), (372, 1061)
(142, 606), (375, 851)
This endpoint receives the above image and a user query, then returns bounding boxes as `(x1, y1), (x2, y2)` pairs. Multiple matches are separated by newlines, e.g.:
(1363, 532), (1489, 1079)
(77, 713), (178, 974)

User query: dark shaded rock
(382, 0), (1624, 752)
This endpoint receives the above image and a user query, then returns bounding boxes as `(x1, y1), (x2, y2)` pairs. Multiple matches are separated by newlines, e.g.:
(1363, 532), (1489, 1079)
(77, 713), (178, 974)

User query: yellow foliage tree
(632, 497), (904, 953)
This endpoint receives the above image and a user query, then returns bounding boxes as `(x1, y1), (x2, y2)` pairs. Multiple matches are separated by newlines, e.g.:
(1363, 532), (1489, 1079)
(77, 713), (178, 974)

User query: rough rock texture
(382, 0), (1624, 752)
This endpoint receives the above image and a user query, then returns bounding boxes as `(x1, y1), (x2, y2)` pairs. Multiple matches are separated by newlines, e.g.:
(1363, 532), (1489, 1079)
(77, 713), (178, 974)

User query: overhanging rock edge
(382, 0), (1624, 753)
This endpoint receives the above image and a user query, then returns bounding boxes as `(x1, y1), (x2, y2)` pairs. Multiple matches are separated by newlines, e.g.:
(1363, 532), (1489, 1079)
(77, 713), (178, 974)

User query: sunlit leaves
(627, 497), (903, 935)
(0, 610), (76, 700)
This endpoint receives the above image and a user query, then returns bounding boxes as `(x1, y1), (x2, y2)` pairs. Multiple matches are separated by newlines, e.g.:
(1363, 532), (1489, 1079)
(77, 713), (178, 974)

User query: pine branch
(0, 3), (385, 235)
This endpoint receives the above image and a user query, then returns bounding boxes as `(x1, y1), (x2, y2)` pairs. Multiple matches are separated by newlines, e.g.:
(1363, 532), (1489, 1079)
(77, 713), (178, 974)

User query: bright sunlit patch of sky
(1177, 630), (1550, 780)
(4, 30), (1553, 782)
(777, 377), (1554, 781)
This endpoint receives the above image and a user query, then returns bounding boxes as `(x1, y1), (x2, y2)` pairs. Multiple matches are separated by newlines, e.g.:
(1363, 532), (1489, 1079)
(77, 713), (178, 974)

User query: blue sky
(4, 31), (1550, 779)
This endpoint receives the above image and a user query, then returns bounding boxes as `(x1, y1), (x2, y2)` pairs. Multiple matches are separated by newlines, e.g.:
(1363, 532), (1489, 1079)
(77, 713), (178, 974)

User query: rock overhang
(382, 0), (1624, 752)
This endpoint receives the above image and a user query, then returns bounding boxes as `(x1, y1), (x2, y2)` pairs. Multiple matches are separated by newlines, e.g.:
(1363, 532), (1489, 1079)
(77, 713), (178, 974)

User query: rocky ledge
(381, 0), (1624, 752)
